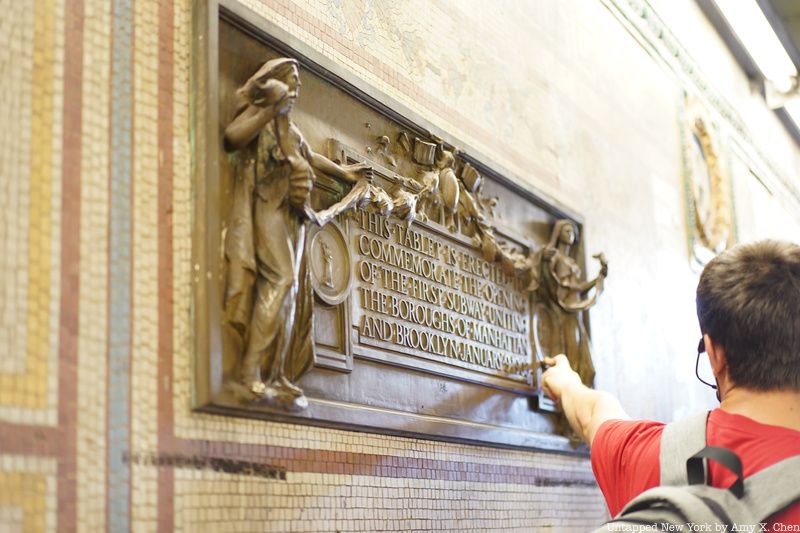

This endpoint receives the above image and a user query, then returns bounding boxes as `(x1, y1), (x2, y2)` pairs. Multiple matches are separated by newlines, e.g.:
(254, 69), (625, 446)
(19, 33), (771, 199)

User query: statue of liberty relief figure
(529, 220), (608, 387)
(223, 57), (373, 411)
(320, 241), (334, 289)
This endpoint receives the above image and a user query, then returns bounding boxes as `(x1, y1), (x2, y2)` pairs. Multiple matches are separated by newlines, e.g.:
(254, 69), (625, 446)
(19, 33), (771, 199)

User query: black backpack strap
(740, 455), (800, 522)
(687, 445), (744, 498)
(659, 411), (709, 486)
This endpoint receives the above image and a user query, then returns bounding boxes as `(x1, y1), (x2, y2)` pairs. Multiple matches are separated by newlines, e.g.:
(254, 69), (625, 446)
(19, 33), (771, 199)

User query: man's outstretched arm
(541, 355), (629, 445)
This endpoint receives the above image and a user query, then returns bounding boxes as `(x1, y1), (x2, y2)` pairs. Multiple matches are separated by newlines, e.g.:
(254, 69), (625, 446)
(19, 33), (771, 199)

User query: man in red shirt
(541, 240), (800, 525)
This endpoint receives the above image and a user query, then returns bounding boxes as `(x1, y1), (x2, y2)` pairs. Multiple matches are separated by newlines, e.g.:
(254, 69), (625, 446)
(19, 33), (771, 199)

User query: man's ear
(704, 333), (727, 380)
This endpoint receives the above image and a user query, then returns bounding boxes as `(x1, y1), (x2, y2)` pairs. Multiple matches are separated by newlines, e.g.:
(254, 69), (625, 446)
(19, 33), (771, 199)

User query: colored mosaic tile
(0, 0), (63, 425)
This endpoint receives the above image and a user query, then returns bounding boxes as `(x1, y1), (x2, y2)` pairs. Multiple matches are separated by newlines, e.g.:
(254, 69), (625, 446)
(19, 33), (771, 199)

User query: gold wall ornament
(194, 8), (608, 451)
(682, 98), (735, 267)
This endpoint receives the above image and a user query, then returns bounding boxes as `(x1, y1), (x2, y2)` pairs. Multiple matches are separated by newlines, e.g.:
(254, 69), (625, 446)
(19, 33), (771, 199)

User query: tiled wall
(1, 0), (798, 532)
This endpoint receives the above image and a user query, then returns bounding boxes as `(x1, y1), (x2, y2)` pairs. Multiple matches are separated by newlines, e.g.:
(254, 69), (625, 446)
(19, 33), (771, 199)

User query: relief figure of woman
(535, 220), (608, 387)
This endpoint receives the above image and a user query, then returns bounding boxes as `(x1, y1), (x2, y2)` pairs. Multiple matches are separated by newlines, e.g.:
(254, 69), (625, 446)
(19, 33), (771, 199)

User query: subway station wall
(0, 0), (798, 531)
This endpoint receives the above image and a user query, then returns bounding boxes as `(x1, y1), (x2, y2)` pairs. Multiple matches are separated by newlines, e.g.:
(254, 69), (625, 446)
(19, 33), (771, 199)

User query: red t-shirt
(591, 409), (800, 525)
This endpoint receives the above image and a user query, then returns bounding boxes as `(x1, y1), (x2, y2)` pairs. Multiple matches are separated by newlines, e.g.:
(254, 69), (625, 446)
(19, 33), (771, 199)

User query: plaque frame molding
(192, 0), (588, 455)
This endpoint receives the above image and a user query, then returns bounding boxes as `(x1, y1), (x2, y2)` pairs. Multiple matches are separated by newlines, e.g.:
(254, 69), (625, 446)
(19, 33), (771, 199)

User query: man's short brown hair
(696, 240), (800, 391)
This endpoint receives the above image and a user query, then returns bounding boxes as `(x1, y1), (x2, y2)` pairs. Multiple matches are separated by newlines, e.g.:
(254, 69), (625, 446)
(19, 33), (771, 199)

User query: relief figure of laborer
(223, 58), (371, 410)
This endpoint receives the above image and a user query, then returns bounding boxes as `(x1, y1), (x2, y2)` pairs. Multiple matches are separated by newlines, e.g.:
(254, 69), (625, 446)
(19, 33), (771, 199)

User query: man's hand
(594, 252), (609, 278)
(541, 354), (583, 402)
(343, 162), (373, 183)
(244, 78), (288, 107)
(288, 158), (314, 209)
(541, 354), (629, 445)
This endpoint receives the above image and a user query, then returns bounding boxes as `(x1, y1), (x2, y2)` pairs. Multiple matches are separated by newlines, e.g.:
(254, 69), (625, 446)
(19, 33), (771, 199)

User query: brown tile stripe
(157, 436), (596, 488)
(0, 423), (61, 456)
(58, 0), (84, 530)
(156, 0), (175, 531)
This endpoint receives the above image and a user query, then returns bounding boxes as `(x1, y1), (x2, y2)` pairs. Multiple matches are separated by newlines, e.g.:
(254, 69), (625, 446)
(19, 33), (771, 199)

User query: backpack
(594, 412), (800, 531)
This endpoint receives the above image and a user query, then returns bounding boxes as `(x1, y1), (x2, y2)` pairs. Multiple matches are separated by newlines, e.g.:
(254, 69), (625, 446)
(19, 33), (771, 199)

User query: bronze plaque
(193, 1), (608, 452)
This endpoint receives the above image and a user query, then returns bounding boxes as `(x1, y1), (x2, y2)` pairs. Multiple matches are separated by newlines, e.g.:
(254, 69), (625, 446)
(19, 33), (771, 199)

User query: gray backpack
(594, 412), (800, 531)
